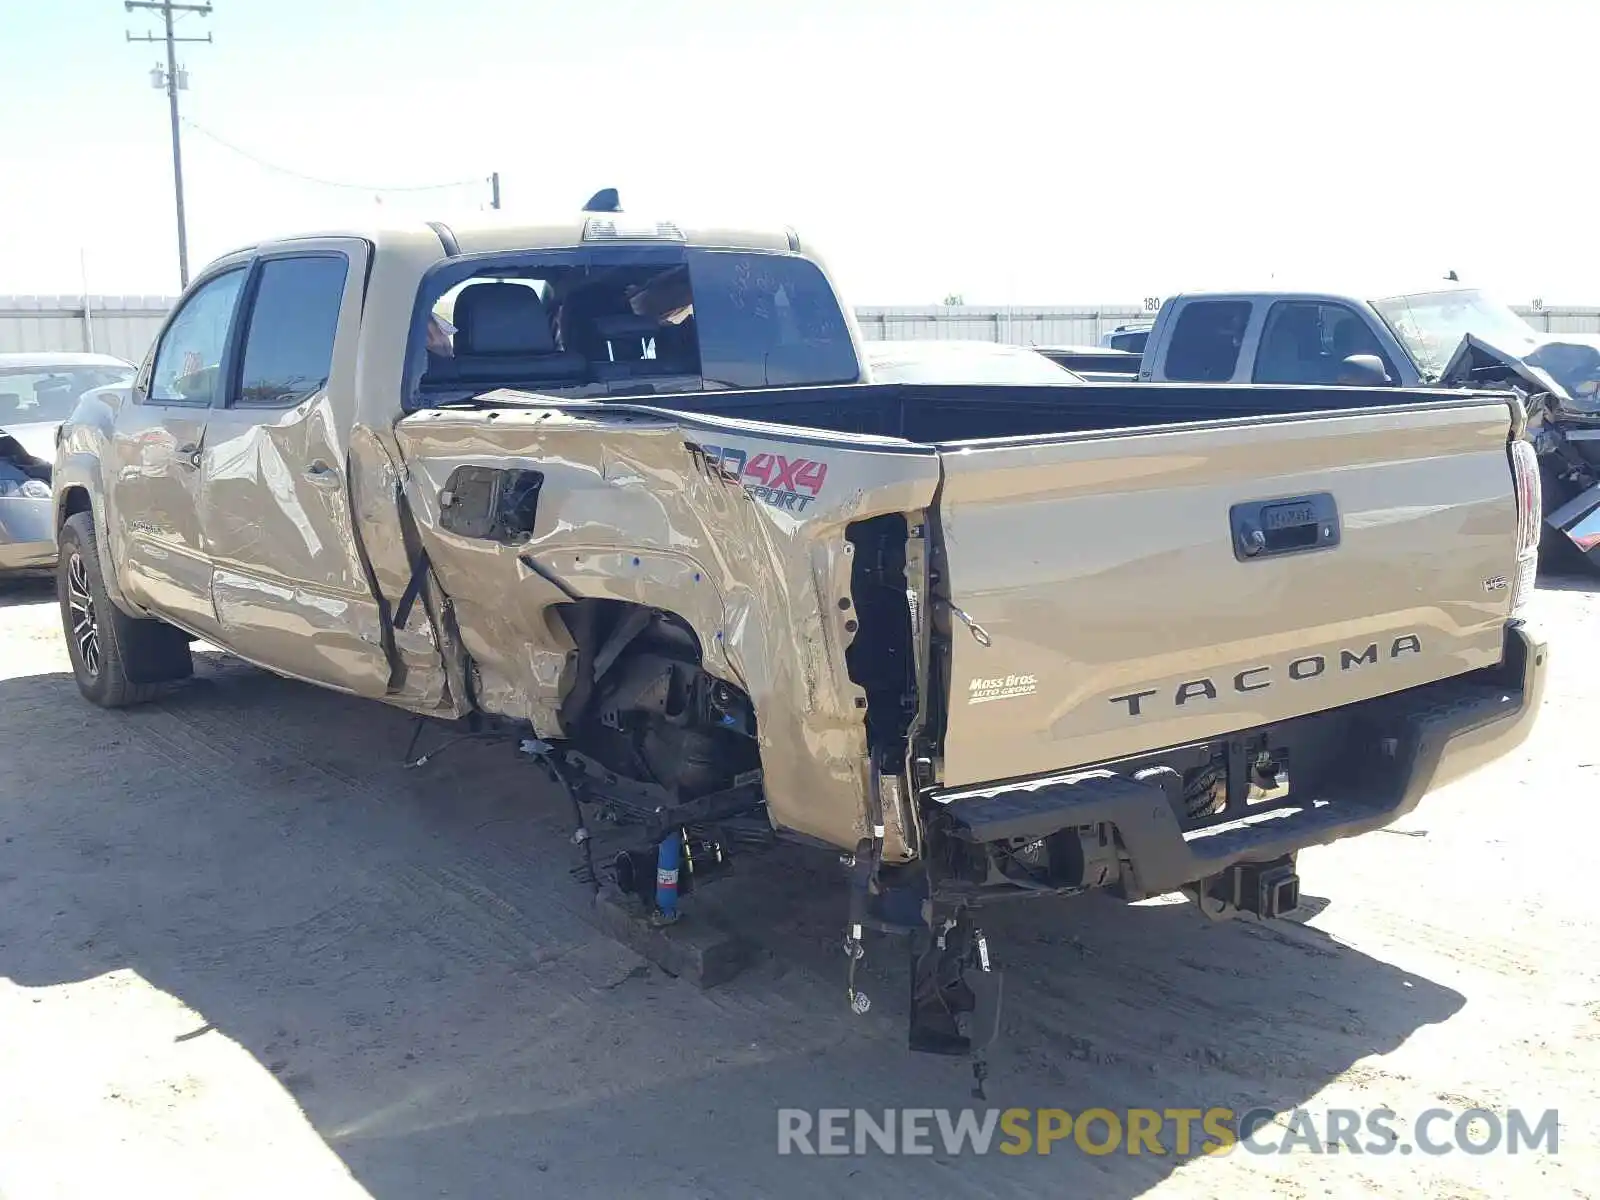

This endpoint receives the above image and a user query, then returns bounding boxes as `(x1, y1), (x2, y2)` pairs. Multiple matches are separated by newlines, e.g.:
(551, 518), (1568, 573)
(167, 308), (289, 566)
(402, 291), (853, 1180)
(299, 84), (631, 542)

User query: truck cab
(1138, 289), (1427, 387)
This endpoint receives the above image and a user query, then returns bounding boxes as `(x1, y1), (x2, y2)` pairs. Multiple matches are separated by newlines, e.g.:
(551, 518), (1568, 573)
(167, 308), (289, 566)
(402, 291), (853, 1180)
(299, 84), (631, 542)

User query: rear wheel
(57, 512), (192, 707)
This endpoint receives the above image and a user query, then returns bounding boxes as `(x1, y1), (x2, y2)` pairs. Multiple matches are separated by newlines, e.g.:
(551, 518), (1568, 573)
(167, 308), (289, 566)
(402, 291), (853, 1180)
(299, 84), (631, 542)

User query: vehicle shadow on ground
(0, 574), (53, 609)
(1538, 570), (1599, 594)
(0, 657), (1465, 1200)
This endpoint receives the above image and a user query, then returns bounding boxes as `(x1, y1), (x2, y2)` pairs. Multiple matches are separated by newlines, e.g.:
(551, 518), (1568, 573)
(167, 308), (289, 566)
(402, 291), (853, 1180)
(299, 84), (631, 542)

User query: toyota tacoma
(51, 197), (1548, 1065)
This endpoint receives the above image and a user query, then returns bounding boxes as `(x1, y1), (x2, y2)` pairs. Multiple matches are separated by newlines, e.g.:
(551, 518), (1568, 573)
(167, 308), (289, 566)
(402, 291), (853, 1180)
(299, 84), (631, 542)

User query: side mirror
(1337, 354), (1392, 387)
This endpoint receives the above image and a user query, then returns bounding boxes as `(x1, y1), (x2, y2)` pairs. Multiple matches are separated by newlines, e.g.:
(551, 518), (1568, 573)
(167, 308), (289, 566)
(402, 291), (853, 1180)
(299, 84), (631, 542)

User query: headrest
(593, 313), (661, 339)
(453, 283), (556, 355)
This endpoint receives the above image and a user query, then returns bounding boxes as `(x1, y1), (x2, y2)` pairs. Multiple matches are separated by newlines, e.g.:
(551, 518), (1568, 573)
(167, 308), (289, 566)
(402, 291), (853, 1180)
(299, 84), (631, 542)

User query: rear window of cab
(410, 247), (860, 402)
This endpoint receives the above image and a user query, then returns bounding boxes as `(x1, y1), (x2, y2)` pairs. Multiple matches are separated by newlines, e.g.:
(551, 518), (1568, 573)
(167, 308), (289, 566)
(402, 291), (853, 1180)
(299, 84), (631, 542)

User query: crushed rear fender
(392, 399), (941, 855)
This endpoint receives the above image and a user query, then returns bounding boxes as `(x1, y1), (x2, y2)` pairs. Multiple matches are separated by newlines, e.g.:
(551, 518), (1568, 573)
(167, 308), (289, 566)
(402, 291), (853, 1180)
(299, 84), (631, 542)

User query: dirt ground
(0, 573), (1596, 1199)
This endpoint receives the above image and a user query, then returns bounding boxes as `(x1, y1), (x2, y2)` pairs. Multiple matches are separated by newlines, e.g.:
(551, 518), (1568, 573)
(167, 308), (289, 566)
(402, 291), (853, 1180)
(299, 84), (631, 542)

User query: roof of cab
(246, 211), (801, 260)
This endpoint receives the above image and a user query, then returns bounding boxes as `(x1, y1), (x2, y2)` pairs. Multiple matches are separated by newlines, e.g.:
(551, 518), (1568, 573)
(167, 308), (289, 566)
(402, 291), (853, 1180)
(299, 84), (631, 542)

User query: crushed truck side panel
(392, 403), (942, 857)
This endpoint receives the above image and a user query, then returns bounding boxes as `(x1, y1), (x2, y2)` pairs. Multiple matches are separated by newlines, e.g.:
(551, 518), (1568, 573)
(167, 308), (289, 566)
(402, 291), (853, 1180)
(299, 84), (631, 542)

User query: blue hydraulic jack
(591, 827), (754, 988)
(651, 829), (681, 926)
(532, 742), (753, 987)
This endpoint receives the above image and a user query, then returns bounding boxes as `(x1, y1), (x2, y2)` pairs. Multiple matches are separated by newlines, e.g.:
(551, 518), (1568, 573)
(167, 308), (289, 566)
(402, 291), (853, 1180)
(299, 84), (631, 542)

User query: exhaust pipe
(613, 835), (731, 902)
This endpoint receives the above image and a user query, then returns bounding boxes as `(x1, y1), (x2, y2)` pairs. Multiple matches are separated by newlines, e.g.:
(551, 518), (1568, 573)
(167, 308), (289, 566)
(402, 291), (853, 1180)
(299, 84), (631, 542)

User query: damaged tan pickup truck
(52, 197), (1547, 1062)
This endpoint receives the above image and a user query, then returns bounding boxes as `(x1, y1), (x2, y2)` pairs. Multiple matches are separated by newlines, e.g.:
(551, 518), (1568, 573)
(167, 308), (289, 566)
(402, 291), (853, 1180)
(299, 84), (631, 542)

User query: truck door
(108, 262), (249, 635)
(1148, 299), (1257, 383)
(194, 240), (395, 697)
(1251, 301), (1401, 386)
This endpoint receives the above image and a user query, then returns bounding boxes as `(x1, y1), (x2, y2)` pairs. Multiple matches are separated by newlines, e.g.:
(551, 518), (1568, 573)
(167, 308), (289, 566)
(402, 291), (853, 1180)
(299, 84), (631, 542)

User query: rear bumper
(0, 497), (56, 571)
(937, 622), (1547, 899)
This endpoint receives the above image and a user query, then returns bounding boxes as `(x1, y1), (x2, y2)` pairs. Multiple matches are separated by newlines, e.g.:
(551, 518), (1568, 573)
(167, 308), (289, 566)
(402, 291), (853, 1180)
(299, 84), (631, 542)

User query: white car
(862, 340), (1084, 385)
(1, 352), (135, 572)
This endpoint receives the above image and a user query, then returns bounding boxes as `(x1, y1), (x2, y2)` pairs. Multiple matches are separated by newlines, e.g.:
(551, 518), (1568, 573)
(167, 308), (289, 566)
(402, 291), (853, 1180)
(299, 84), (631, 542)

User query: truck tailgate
(936, 400), (1520, 789)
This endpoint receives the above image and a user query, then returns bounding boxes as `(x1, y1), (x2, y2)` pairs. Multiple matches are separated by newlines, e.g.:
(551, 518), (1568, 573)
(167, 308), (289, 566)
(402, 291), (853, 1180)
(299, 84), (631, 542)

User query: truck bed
(653, 379), (1499, 444)
(404, 377), (1524, 830)
(643, 380), (1525, 787)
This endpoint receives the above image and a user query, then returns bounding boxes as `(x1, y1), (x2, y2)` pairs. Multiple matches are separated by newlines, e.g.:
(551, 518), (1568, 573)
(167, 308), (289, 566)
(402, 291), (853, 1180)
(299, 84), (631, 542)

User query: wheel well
(59, 486), (91, 526)
(552, 598), (759, 798)
(552, 598), (707, 729)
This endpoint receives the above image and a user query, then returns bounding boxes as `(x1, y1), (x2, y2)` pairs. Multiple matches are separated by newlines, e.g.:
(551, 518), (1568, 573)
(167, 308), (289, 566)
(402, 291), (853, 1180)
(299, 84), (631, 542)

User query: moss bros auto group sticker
(968, 674), (1039, 704)
(688, 443), (831, 513)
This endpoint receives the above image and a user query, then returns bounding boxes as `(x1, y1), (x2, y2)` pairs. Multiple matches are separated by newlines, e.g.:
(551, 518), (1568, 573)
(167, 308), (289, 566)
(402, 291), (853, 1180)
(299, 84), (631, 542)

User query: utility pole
(126, 1), (212, 287)
(490, 171), (501, 209)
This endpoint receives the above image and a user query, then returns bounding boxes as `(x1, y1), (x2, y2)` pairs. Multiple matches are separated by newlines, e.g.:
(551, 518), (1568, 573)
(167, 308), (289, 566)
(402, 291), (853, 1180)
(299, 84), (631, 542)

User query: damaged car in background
(1427, 319), (1600, 570)
(49, 201), (1547, 1080)
(0, 352), (133, 572)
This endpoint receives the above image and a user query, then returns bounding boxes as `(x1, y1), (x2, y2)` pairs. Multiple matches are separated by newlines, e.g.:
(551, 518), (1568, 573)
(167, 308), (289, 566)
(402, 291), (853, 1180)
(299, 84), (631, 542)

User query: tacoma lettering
(1108, 635), (1424, 718)
(1341, 643), (1379, 669)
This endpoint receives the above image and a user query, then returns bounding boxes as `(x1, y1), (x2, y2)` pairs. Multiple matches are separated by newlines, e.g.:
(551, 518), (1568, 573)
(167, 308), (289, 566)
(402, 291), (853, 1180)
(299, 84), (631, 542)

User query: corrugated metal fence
(856, 306), (1152, 346)
(854, 305), (1600, 344)
(5, 296), (1600, 365)
(0, 296), (176, 364)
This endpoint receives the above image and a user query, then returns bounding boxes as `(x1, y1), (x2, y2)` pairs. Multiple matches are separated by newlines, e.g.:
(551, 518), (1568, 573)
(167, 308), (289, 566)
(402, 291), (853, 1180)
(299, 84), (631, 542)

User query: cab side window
(148, 268), (247, 405)
(234, 255), (350, 408)
(1163, 301), (1252, 382)
(1254, 302), (1398, 386)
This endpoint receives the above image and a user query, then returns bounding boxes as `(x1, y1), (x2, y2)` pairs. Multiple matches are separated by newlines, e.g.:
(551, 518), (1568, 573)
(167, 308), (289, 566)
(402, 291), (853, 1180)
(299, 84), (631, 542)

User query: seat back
(444, 282), (586, 383)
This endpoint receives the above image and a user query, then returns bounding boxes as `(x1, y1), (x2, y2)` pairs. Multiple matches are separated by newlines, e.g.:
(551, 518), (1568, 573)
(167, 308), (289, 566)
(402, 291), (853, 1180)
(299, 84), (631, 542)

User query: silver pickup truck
(51, 204), (1547, 1060)
(1071, 287), (1600, 568)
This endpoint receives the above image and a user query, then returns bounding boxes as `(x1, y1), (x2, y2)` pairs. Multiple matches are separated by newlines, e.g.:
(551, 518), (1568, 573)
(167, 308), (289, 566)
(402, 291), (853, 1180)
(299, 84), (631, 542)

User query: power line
(179, 117), (492, 196)
(125, 0), (213, 288)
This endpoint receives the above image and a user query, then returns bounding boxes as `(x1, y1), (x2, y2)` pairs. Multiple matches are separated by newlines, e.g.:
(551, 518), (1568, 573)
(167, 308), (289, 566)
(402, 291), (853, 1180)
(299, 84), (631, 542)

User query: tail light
(1509, 438), (1541, 616)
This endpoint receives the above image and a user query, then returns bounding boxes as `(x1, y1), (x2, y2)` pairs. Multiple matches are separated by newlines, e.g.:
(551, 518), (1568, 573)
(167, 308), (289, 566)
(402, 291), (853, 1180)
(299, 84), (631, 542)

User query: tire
(57, 512), (192, 707)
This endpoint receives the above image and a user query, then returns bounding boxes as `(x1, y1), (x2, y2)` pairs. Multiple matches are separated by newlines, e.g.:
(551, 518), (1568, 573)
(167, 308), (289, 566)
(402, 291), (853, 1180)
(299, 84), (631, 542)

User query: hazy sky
(4, 0), (1598, 305)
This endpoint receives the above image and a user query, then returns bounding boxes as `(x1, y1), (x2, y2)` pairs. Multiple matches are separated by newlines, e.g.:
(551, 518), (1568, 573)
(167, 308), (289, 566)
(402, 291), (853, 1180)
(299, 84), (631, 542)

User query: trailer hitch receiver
(1198, 856), (1302, 920)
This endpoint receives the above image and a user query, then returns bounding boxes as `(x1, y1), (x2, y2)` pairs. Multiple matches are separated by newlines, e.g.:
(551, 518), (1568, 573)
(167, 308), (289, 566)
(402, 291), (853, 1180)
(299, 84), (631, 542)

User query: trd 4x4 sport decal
(687, 442), (831, 514)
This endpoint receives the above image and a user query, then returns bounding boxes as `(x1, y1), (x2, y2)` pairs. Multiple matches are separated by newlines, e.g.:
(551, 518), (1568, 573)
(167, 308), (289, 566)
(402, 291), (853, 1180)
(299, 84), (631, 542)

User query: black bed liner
(637, 380), (1510, 445)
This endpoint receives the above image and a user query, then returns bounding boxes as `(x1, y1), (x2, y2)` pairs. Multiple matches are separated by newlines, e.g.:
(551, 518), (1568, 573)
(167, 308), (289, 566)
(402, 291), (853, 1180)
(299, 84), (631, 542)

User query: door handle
(177, 443), (202, 470)
(1230, 494), (1340, 561)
